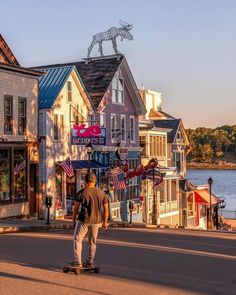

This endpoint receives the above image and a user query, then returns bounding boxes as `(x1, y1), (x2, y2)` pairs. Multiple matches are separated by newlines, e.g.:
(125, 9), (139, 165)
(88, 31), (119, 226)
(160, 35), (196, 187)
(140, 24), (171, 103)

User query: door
(29, 164), (37, 215)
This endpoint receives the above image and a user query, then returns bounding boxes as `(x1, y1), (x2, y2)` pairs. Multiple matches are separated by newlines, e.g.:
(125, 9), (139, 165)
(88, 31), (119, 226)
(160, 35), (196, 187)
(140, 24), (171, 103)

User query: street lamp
(208, 177), (213, 229)
(86, 142), (93, 173)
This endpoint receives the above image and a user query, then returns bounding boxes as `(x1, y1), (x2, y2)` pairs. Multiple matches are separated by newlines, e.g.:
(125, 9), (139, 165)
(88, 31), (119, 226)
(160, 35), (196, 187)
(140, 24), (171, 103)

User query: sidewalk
(1, 218), (235, 234)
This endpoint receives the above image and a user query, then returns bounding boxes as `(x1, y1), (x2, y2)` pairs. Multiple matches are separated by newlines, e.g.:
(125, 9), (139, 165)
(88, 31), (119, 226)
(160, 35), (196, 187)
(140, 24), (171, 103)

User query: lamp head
(208, 177), (213, 186)
(86, 141), (93, 153)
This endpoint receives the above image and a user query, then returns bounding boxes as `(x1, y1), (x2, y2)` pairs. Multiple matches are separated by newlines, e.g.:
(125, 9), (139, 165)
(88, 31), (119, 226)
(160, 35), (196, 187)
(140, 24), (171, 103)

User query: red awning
(195, 189), (220, 205)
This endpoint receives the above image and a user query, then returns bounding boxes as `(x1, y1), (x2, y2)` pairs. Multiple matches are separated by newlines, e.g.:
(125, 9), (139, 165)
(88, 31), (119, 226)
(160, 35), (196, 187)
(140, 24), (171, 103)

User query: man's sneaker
(83, 262), (94, 268)
(68, 261), (82, 268)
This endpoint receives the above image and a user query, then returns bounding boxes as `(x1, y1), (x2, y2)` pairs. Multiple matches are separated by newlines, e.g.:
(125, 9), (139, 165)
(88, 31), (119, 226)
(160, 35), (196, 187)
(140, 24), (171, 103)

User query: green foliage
(185, 125), (236, 162)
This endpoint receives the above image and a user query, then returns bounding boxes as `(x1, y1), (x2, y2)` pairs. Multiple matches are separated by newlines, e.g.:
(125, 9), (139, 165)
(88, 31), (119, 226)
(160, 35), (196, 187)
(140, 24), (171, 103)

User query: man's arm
(102, 202), (109, 229)
(72, 201), (80, 228)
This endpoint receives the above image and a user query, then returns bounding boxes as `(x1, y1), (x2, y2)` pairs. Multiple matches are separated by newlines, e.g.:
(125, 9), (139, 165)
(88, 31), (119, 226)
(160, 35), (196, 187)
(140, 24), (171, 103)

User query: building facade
(0, 34), (43, 218)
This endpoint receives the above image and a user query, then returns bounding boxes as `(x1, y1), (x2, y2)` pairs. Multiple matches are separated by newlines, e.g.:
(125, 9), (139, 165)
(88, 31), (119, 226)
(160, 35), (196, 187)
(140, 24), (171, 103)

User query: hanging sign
(71, 124), (106, 145)
(117, 143), (128, 160)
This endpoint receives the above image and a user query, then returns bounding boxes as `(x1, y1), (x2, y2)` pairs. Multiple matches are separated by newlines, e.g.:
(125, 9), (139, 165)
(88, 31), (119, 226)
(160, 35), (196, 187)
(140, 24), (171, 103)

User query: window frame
(120, 115), (126, 142)
(4, 95), (13, 134)
(67, 81), (72, 102)
(111, 114), (117, 143)
(130, 116), (135, 142)
(111, 76), (124, 104)
(18, 97), (27, 135)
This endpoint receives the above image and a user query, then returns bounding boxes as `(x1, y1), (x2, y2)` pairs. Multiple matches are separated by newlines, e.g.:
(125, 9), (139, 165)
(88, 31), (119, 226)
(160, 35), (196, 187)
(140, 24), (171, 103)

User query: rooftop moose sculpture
(87, 21), (134, 58)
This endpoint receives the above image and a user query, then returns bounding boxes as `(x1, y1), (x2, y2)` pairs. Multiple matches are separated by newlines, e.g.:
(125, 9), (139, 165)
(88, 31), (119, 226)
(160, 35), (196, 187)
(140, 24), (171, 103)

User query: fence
(159, 200), (178, 214)
(221, 210), (236, 219)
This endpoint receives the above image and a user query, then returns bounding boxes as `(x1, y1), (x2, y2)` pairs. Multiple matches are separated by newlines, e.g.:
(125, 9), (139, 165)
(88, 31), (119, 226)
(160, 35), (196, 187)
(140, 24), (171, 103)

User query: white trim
(100, 112), (106, 128)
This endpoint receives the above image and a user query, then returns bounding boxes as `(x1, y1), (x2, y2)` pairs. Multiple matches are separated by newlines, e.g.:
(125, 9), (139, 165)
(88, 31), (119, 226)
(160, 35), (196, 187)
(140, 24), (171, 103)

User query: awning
(71, 160), (108, 170)
(195, 189), (220, 205)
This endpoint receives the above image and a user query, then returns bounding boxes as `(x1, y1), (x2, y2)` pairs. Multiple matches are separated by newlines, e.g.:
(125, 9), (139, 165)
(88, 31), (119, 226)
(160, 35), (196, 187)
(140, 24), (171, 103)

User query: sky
(1, 0), (236, 129)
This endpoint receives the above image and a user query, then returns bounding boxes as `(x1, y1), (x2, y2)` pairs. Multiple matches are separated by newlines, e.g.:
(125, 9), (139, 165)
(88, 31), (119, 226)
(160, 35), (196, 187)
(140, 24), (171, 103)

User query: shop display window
(14, 149), (27, 201)
(0, 149), (11, 202)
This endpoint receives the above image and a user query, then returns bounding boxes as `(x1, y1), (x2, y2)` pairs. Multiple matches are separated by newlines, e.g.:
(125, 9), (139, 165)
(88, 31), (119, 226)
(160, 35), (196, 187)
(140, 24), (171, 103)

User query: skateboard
(63, 264), (100, 275)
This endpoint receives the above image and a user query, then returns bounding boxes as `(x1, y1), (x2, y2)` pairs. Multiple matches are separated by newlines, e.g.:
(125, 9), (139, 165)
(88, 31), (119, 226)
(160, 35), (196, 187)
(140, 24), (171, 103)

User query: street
(0, 228), (236, 295)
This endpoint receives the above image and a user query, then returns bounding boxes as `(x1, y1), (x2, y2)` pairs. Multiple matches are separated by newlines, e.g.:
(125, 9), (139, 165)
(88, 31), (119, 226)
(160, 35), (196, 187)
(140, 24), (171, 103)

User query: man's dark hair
(85, 172), (97, 183)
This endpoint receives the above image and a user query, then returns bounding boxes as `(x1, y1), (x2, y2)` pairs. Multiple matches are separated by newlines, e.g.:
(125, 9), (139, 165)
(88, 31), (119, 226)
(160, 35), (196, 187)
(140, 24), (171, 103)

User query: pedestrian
(70, 172), (109, 268)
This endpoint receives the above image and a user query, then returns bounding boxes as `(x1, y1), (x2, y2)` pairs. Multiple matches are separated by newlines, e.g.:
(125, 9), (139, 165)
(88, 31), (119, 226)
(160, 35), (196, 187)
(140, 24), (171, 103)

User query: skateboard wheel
(63, 267), (69, 273)
(94, 267), (100, 273)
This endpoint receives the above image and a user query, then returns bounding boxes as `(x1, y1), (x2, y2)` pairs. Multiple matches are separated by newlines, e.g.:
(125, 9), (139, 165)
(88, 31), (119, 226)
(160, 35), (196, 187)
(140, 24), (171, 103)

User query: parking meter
(45, 195), (52, 225)
(129, 201), (134, 224)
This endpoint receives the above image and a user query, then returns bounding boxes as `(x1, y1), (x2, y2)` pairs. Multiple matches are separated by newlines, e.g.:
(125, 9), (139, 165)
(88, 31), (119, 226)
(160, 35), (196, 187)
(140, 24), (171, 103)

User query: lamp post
(208, 177), (213, 229)
(86, 142), (93, 173)
(152, 166), (157, 225)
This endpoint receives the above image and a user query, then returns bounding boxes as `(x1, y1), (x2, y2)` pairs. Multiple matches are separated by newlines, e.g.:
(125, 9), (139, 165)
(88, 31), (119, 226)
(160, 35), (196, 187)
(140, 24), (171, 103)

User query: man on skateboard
(69, 172), (109, 268)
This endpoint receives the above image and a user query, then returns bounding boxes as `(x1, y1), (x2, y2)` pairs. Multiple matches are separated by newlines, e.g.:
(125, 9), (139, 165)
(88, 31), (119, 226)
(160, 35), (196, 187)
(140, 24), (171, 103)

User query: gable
(0, 34), (20, 65)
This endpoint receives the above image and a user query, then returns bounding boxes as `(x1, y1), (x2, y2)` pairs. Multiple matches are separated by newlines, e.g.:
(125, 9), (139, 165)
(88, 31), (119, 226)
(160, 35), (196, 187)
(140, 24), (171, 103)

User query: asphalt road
(0, 228), (236, 295)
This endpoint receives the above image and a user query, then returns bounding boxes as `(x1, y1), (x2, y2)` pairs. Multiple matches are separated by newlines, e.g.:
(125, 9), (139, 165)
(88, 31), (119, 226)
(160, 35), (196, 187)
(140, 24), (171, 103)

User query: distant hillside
(185, 125), (236, 163)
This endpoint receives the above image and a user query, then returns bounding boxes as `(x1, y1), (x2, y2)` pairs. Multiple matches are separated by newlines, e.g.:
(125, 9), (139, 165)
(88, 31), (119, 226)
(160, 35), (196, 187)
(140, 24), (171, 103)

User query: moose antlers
(119, 20), (133, 30)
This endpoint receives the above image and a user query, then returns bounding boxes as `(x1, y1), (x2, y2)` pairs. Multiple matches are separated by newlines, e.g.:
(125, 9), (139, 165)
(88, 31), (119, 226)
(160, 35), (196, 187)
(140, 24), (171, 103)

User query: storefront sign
(71, 124), (106, 145)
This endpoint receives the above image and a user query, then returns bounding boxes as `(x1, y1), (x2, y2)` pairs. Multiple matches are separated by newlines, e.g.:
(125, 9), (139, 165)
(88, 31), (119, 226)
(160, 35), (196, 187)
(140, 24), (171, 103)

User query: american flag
(109, 168), (126, 190)
(14, 160), (26, 176)
(60, 157), (74, 178)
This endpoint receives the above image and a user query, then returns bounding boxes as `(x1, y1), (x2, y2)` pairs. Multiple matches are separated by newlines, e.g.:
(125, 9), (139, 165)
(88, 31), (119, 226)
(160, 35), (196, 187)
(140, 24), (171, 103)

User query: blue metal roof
(38, 65), (74, 109)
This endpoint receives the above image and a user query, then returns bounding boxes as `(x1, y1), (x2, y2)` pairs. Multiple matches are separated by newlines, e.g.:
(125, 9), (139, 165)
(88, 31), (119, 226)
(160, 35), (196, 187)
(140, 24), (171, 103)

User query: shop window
(4, 95), (13, 134)
(18, 97), (27, 134)
(0, 149), (11, 202)
(14, 149), (27, 202)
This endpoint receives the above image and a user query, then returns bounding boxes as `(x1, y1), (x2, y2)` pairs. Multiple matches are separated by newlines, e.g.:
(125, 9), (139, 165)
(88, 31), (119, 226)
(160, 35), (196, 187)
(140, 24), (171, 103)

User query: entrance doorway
(29, 164), (38, 215)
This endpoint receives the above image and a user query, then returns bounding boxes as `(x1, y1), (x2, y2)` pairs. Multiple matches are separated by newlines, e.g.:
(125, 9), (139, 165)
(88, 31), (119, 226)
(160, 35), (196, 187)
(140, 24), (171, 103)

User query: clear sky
(1, 0), (236, 128)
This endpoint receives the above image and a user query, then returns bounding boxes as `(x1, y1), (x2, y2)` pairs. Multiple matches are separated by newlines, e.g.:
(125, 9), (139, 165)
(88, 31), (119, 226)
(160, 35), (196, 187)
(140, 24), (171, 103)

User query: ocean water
(186, 170), (236, 212)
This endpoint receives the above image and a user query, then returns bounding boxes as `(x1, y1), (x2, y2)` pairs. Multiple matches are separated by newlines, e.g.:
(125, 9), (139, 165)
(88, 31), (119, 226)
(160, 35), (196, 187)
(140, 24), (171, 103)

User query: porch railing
(159, 200), (178, 214)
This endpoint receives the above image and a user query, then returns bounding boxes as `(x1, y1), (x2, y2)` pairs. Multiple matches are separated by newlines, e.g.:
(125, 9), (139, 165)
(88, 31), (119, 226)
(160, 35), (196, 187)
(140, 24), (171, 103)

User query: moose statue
(87, 21), (133, 58)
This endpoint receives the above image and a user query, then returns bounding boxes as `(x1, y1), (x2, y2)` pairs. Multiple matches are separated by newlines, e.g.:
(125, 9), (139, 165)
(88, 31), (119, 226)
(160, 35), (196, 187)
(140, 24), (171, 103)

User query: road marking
(6, 232), (236, 261)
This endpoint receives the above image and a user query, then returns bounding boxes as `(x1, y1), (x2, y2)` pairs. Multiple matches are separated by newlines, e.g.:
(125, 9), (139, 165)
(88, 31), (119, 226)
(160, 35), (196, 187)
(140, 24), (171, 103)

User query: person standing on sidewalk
(70, 172), (109, 267)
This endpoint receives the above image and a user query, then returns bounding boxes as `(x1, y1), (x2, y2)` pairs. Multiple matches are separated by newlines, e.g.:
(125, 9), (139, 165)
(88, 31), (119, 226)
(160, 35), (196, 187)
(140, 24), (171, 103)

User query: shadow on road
(1, 229), (236, 294)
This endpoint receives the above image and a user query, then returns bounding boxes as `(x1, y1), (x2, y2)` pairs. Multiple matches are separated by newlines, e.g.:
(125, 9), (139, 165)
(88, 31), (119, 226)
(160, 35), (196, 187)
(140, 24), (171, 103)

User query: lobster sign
(71, 124), (106, 145)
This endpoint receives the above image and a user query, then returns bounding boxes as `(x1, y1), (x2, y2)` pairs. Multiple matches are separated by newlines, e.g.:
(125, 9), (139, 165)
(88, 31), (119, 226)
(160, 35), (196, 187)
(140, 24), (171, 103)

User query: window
(88, 113), (95, 126)
(14, 149), (27, 202)
(149, 135), (167, 157)
(67, 81), (72, 102)
(4, 95), (13, 134)
(111, 114), (116, 141)
(0, 149), (11, 202)
(112, 77), (124, 104)
(130, 116), (135, 142)
(140, 135), (147, 157)
(18, 98), (27, 134)
(54, 114), (64, 140)
(100, 113), (106, 128)
(120, 115), (126, 142)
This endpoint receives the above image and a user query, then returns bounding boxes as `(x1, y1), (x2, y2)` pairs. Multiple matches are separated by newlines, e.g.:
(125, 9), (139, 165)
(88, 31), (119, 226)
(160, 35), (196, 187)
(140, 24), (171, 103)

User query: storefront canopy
(71, 160), (108, 170)
(195, 189), (220, 205)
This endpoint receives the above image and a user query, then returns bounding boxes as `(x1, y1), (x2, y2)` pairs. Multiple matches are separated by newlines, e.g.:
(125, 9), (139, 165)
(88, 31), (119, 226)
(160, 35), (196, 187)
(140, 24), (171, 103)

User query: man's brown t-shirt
(75, 187), (108, 224)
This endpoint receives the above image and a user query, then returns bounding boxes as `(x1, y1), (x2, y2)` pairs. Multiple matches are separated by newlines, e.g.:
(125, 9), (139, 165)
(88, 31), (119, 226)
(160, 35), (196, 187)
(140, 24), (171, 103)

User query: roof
(37, 65), (75, 109)
(34, 55), (123, 109)
(195, 189), (220, 205)
(0, 34), (20, 66)
(179, 179), (197, 192)
(153, 119), (181, 143)
(0, 62), (44, 77)
(32, 55), (146, 114)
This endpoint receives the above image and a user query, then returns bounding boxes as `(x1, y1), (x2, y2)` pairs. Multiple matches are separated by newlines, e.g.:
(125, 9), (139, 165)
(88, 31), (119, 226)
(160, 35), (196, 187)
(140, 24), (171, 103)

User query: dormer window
(67, 81), (72, 102)
(112, 76), (124, 104)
